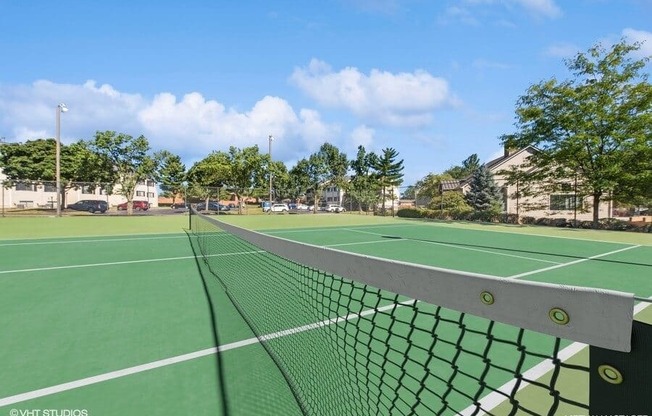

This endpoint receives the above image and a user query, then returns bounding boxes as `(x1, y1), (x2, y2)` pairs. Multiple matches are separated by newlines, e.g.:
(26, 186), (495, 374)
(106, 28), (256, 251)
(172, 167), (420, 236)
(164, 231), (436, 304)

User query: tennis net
(189, 209), (642, 415)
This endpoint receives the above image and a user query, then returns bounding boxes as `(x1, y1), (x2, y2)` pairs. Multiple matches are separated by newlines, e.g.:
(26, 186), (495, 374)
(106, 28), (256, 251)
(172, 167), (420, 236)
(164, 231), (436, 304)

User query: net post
(589, 320), (652, 414)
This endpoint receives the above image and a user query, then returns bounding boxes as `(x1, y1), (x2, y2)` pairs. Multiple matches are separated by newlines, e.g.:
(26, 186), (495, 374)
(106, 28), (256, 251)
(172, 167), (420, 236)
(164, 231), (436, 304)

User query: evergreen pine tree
(465, 165), (503, 212)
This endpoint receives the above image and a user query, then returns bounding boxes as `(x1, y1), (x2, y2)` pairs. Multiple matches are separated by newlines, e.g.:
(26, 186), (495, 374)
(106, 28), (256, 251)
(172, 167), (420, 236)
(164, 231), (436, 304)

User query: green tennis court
(1, 215), (650, 415)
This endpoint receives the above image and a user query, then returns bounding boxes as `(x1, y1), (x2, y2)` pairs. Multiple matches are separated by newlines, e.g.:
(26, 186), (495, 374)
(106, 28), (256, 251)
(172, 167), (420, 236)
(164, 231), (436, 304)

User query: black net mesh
(190, 211), (591, 415)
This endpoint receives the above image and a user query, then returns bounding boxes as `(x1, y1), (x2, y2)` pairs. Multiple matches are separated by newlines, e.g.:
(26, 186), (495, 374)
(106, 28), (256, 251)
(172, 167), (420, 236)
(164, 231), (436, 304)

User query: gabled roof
(440, 180), (462, 191)
(484, 146), (538, 172)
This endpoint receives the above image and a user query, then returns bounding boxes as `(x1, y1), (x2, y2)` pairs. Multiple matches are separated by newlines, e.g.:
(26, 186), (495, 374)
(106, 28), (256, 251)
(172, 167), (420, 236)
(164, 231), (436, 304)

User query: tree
(348, 145), (380, 213)
(444, 154), (481, 179)
(289, 158), (313, 203)
(502, 40), (652, 227)
(226, 146), (267, 213)
(413, 172), (454, 208)
(372, 147), (404, 215)
(428, 191), (472, 218)
(465, 165), (503, 213)
(0, 138), (113, 208)
(89, 131), (156, 215)
(155, 151), (186, 207)
(302, 143), (348, 212)
(270, 160), (291, 201)
(186, 151), (231, 208)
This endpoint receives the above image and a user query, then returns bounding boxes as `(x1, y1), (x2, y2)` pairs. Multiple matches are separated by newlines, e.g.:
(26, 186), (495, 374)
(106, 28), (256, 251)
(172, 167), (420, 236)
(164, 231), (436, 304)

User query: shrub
(397, 208), (424, 218)
(521, 216), (536, 225)
(499, 213), (520, 224)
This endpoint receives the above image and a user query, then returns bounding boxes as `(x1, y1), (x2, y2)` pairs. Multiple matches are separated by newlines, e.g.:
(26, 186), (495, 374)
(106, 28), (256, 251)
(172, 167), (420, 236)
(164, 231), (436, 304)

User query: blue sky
(1, 0), (650, 185)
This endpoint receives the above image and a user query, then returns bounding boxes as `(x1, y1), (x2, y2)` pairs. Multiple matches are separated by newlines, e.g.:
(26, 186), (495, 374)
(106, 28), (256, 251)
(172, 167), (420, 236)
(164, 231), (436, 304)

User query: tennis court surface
(1, 213), (650, 415)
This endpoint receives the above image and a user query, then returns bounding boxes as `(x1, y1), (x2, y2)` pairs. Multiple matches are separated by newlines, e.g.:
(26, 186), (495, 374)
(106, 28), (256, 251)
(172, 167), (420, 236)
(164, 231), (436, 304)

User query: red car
(117, 200), (150, 211)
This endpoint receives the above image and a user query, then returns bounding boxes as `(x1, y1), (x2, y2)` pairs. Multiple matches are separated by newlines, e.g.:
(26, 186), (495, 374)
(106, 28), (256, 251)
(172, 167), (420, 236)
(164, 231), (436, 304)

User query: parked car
(296, 203), (309, 211)
(270, 203), (289, 213)
(66, 200), (108, 214)
(326, 204), (346, 213)
(196, 202), (230, 212)
(261, 201), (272, 212)
(117, 200), (149, 211)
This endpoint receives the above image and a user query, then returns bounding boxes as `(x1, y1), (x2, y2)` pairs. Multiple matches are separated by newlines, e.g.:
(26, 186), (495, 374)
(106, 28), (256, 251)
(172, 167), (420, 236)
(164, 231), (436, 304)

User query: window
(43, 183), (57, 193)
(136, 191), (145, 197)
(550, 194), (579, 211)
(15, 182), (35, 191)
(146, 180), (155, 187)
(147, 192), (155, 198)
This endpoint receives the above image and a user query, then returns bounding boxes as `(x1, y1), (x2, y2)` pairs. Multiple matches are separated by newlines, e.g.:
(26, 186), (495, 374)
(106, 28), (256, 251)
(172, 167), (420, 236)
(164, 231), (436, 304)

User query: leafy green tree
(186, 151), (231, 207)
(413, 172), (454, 208)
(348, 145), (380, 213)
(288, 158), (313, 203)
(502, 40), (652, 227)
(465, 165), (503, 213)
(372, 147), (404, 214)
(226, 146), (268, 213)
(428, 190), (472, 217)
(270, 160), (291, 201)
(444, 154), (481, 179)
(0, 138), (113, 208)
(89, 131), (156, 215)
(155, 151), (186, 207)
(301, 143), (348, 212)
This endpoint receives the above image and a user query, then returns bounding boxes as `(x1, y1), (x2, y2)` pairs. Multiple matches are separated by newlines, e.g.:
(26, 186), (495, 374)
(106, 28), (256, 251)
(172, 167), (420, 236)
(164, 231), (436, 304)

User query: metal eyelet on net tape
(597, 364), (623, 384)
(548, 307), (570, 325)
(480, 291), (494, 305)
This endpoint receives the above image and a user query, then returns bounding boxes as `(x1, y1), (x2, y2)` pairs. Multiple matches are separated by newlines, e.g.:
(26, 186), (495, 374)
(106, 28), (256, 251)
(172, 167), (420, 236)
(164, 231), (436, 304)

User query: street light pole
(268, 135), (274, 205)
(55, 103), (68, 217)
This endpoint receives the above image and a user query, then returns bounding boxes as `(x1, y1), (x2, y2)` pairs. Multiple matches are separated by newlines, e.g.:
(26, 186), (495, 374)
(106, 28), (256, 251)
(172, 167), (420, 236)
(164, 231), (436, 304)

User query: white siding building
(0, 169), (158, 209)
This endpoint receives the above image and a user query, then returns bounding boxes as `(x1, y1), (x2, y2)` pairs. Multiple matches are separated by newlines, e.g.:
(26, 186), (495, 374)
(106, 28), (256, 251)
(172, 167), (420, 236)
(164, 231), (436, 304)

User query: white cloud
(622, 28), (652, 58)
(0, 80), (336, 165)
(350, 125), (375, 149)
(290, 59), (455, 127)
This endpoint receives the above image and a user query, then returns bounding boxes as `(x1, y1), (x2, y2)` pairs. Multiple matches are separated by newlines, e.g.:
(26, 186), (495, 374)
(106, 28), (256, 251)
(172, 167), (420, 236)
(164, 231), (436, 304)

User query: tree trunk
(592, 192), (602, 229)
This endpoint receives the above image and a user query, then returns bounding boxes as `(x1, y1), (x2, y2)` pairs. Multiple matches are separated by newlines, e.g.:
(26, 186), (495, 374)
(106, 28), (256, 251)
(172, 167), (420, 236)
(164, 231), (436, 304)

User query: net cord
(192, 210), (635, 352)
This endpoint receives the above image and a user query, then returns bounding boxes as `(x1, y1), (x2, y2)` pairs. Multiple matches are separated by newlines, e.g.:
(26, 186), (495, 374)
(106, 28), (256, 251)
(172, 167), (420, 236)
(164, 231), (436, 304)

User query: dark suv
(117, 200), (150, 211)
(66, 200), (108, 214)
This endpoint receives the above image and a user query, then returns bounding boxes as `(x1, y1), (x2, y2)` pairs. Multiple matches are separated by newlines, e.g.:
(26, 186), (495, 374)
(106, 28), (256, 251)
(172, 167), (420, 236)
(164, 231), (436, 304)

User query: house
(454, 146), (610, 221)
(321, 180), (401, 211)
(0, 168), (158, 209)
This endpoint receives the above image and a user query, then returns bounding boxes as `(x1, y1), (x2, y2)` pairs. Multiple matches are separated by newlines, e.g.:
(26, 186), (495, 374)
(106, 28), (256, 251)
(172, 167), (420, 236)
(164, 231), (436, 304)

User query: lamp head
(58, 103), (68, 113)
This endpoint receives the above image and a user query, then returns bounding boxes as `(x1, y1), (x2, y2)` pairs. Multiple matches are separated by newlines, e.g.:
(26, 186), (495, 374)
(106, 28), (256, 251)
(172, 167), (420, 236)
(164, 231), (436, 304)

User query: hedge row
(396, 208), (652, 233)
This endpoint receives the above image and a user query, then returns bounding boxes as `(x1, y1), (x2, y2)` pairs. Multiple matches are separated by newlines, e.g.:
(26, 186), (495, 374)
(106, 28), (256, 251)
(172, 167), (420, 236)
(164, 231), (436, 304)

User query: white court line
(0, 235), (188, 247)
(508, 244), (641, 279)
(0, 234), (643, 407)
(343, 228), (563, 265)
(0, 300), (414, 407)
(0, 239), (403, 275)
(0, 251), (264, 275)
(327, 239), (408, 248)
(267, 222), (651, 247)
(458, 300), (652, 416)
